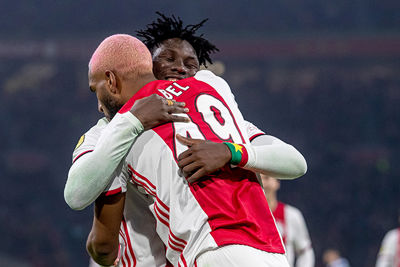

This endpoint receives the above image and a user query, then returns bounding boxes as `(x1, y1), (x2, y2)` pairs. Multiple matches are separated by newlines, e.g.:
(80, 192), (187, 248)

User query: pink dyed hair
(89, 34), (153, 79)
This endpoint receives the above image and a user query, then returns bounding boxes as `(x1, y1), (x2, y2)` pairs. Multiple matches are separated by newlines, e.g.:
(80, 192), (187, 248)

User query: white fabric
(278, 204), (314, 267)
(117, 183), (168, 267)
(244, 120), (266, 140)
(69, 118), (167, 267)
(109, 71), (286, 266)
(243, 141), (307, 179)
(376, 228), (399, 267)
(64, 112), (144, 210)
(68, 71), (305, 266)
(195, 245), (290, 267)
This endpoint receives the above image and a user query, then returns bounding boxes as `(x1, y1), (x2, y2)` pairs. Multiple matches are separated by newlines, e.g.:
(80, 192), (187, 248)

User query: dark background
(0, 1), (399, 266)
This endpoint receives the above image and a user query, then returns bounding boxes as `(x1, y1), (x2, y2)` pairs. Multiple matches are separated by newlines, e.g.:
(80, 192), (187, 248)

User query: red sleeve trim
(249, 133), (266, 142)
(237, 145), (249, 167)
(103, 187), (122, 196)
(72, 150), (93, 163)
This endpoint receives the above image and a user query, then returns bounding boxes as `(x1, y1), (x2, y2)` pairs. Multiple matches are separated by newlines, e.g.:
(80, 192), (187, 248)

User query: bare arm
(87, 193), (125, 266)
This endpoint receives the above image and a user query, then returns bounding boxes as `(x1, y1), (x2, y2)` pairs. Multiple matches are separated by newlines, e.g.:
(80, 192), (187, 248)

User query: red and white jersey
(73, 119), (168, 267)
(116, 70), (285, 266)
(244, 120), (266, 142)
(376, 228), (400, 267)
(272, 202), (314, 267)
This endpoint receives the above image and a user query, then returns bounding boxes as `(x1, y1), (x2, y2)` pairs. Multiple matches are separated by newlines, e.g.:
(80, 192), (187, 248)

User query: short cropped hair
(136, 12), (219, 67)
(89, 34), (153, 79)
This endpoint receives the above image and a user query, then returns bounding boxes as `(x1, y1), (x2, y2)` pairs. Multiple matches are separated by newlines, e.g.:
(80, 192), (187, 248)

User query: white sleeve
(243, 134), (307, 179)
(64, 112), (143, 210)
(291, 208), (315, 267)
(375, 229), (397, 267)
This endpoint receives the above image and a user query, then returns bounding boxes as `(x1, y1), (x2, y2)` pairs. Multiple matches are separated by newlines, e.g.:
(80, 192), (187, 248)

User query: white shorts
(195, 245), (289, 267)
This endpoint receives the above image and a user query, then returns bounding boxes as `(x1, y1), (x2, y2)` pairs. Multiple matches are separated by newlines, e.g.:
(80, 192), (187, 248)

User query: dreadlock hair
(136, 12), (219, 67)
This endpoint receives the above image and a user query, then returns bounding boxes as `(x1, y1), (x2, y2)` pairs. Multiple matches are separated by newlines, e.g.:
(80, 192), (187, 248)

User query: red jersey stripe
(180, 254), (188, 267)
(169, 230), (187, 245)
(122, 218), (137, 267)
(72, 149), (93, 163)
(128, 165), (156, 190)
(156, 196), (170, 212)
(155, 201), (169, 221)
(168, 240), (184, 253)
(249, 133), (265, 142)
(154, 205), (170, 227)
(128, 172), (156, 197)
(104, 187), (122, 196)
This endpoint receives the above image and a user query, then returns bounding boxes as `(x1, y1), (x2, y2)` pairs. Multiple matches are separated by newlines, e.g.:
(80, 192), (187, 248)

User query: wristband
(223, 142), (248, 166)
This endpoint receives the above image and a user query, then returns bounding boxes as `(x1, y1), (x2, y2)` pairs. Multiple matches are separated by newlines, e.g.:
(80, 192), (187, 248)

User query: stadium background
(0, 1), (399, 266)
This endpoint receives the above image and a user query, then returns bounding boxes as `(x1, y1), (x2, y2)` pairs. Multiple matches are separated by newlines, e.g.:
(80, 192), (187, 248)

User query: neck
(265, 191), (278, 212)
(122, 73), (156, 102)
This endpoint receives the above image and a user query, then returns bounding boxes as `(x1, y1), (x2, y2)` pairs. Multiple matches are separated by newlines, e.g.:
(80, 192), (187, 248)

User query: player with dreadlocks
(66, 13), (305, 267)
(137, 12), (218, 69)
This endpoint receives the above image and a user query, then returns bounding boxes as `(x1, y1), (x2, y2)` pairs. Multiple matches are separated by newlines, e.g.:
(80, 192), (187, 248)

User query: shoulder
(78, 117), (108, 145)
(194, 70), (231, 93)
(72, 117), (108, 159)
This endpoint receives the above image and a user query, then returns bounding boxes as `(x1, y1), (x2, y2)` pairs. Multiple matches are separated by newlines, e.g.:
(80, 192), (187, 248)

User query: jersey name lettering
(158, 82), (190, 99)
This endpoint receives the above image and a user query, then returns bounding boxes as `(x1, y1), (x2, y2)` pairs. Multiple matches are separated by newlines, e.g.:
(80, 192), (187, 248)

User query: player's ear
(105, 70), (120, 95)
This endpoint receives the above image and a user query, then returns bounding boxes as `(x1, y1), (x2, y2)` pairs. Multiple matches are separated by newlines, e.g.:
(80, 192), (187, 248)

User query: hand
(176, 134), (232, 183)
(130, 94), (189, 130)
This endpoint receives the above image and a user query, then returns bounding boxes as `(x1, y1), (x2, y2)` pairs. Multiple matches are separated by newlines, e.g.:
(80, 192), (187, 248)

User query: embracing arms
(64, 95), (188, 210)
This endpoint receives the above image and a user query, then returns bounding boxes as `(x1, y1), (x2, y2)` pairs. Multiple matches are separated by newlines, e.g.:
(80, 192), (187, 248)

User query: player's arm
(176, 133), (307, 183)
(87, 193), (125, 266)
(65, 94), (189, 210)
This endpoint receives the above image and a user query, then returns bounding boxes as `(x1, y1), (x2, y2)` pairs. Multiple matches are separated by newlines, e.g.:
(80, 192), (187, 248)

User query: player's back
(119, 70), (285, 266)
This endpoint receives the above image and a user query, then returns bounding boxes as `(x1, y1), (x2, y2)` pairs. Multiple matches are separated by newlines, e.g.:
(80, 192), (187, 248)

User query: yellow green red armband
(223, 142), (249, 167)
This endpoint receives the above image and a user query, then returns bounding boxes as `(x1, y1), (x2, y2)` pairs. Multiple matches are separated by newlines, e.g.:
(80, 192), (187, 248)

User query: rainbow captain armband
(223, 142), (249, 167)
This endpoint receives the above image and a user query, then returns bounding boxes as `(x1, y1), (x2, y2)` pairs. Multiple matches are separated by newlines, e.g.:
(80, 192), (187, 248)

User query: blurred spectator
(261, 175), (315, 267)
(323, 249), (351, 267)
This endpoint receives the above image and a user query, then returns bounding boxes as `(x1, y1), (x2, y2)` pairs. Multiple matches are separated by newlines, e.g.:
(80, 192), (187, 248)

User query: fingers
(177, 152), (194, 168)
(163, 98), (186, 108)
(181, 161), (202, 177)
(169, 114), (190, 123)
(176, 134), (194, 147)
(167, 105), (189, 115)
(176, 134), (204, 146)
(187, 168), (207, 183)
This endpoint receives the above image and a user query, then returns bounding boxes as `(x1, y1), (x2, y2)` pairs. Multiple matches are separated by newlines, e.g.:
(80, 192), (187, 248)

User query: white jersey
(272, 202), (314, 267)
(376, 228), (400, 267)
(73, 119), (169, 267)
(244, 120), (266, 142)
(113, 71), (285, 267)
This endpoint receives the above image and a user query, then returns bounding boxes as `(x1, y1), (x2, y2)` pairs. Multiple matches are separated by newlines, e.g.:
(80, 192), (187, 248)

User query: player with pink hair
(66, 14), (306, 267)
(71, 32), (306, 267)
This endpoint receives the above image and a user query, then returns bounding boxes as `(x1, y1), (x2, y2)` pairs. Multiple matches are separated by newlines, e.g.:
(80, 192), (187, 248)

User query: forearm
(64, 112), (143, 210)
(87, 232), (119, 266)
(87, 193), (125, 266)
(242, 142), (307, 179)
